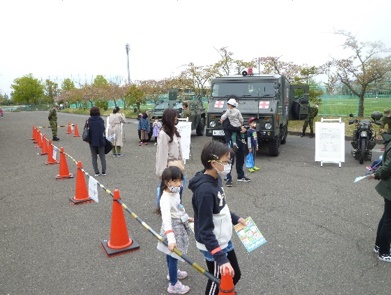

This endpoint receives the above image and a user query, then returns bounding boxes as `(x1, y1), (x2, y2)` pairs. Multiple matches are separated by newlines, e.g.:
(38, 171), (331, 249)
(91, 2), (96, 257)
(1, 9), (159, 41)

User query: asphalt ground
(1, 111), (390, 295)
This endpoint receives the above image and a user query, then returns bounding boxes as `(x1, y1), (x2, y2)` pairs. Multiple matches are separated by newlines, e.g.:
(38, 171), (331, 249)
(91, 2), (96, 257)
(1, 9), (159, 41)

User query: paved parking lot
(1, 111), (390, 295)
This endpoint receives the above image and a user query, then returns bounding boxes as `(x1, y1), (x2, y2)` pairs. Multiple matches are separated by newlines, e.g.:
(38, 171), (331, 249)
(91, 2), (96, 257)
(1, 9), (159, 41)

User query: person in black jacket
(189, 141), (246, 295)
(87, 106), (106, 176)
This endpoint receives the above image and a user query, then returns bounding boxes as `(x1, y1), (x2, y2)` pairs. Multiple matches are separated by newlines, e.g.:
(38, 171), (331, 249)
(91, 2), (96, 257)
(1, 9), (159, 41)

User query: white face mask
(215, 163), (232, 178)
(168, 185), (181, 194)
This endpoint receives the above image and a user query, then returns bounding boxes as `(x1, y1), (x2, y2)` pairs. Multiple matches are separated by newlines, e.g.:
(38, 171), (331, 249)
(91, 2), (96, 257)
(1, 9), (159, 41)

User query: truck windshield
(211, 82), (275, 98)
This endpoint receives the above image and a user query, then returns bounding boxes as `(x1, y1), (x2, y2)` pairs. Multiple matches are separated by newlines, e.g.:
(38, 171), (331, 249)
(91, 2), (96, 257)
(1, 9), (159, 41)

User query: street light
(125, 43), (130, 84)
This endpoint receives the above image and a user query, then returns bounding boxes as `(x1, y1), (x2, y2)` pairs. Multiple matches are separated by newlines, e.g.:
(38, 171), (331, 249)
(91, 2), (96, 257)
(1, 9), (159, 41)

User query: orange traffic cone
(46, 140), (58, 165)
(70, 161), (91, 204)
(73, 124), (80, 137)
(66, 122), (72, 134)
(31, 126), (35, 140)
(33, 127), (38, 143)
(40, 135), (48, 155)
(56, 147), (74, 179)
(218, 273), (235, 295)
(36, 130), (43, 148)
(101, 189), (140, 256)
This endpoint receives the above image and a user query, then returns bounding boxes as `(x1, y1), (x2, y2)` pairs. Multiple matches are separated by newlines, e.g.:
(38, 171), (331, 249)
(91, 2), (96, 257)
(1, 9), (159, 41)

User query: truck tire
(269, 138), (280, 157)
(280, 124), (288, 144)
(196, 117), (205, 136)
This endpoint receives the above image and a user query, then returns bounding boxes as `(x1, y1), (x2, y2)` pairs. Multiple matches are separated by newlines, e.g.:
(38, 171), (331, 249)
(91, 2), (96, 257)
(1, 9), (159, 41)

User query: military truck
(206, 70), (309, 156)
(148, 90), (206, 137)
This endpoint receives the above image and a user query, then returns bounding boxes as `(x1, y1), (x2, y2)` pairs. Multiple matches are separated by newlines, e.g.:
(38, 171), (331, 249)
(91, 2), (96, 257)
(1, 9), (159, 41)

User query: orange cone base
(56, 173), (74, 180)
(101, 236), (140, 256)
(69, 197), (94, 205)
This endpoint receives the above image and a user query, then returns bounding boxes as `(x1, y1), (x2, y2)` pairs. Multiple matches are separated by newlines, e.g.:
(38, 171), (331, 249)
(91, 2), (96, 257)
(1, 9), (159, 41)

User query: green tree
(11, 74), (44, 105)
(0, 93), (10, 105)
(124, 84), (145, 112)
(43, 79), (59, 104)
(93, 75), (109, 87)
(328, 30), (391, 117)
(61, 78), (75, 91)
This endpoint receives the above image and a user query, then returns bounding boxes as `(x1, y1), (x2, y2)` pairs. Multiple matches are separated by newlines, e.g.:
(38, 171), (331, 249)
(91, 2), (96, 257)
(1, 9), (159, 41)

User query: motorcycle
(349, 112), (382, 164)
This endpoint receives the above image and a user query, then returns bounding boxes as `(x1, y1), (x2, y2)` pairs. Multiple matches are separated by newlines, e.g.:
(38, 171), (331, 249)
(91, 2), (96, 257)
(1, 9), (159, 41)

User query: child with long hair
(155, 108), (184, 212)
(157, 166), (191, 294)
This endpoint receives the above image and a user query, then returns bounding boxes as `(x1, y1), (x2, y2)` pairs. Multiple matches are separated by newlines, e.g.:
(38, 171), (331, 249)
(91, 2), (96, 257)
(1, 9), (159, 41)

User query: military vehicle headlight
(265, 123), (272, 130)
(210, 121), (216, 128)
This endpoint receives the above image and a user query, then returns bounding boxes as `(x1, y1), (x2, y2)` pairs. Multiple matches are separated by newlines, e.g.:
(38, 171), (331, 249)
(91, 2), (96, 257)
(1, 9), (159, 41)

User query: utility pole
(125, 44), (130, 84)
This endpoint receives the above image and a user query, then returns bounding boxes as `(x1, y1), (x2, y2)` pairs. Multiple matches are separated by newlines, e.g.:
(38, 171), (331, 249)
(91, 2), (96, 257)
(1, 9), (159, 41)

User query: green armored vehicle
(206, 70), (309, 156)
(148, 91), (206, 137)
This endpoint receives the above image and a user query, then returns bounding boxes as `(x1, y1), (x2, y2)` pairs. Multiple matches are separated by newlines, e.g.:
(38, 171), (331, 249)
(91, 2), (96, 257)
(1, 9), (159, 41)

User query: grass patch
(320, 96), (389, 117)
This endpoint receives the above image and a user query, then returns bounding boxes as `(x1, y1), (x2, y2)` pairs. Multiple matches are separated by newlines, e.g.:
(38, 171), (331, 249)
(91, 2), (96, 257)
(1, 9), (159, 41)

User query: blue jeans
(166, 255), (178, 285)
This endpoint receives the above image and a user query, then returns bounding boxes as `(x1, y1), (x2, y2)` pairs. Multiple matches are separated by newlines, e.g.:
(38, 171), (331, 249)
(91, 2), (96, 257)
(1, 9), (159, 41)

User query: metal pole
(125, 44), (130, 84)
(258, 57), (261, 74)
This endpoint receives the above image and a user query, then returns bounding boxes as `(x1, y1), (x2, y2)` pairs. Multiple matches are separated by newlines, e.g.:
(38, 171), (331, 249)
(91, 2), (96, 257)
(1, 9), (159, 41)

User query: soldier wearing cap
(380, 108), (391, 134)
(48, 105), (60, 141)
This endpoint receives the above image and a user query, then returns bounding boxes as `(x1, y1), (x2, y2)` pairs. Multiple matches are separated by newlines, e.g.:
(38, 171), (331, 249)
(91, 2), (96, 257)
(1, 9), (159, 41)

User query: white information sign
(177, 121), (192, 160)
(52, 146), (58, 161)
(315, 118), (345, 167)
(88, 176), (99, 203)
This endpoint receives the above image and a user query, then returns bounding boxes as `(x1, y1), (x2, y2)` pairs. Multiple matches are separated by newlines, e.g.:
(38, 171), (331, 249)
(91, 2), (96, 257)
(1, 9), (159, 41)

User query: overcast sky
(1, 0), (390, 96)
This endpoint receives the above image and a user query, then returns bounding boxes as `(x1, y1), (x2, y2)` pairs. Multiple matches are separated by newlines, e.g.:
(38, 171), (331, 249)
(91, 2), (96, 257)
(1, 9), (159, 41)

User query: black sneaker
(373, 245), (380, 254)
(225, 180), (233, 187)
(378, 253), (391, 262)
(53, 137), (60, 141)
(94, 172), (100, 176)
(101, 172), (106, 176)
(237, 177), (251, 182)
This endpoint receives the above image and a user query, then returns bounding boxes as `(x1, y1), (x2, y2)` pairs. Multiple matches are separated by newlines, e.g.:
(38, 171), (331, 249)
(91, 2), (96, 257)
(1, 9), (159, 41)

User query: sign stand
(315, 118), (345, 167)
(177, 118), (192, 163)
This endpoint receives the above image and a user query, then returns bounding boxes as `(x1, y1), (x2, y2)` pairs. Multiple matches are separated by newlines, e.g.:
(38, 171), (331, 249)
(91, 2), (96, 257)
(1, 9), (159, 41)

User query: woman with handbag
(87, 106), (107, 176)
(155, 108), (184, 213)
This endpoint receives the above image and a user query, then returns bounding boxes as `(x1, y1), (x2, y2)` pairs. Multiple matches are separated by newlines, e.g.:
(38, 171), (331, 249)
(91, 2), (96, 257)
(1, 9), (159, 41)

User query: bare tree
(329, 30), (391, 117)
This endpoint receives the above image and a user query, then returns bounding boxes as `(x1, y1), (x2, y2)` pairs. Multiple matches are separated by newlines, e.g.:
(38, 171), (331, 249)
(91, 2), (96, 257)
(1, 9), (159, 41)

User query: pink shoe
(138, 141), (142, 146)
(144, 142), (148, 145)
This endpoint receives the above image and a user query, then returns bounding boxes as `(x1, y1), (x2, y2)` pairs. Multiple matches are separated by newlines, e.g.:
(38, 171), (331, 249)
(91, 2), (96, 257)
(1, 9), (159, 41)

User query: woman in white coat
(108, 106), (126, 157)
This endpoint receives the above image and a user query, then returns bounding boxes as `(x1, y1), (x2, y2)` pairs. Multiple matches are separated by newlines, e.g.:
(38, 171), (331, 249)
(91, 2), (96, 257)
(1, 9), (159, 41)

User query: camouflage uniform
(48, 107), (59, 140)
(301, 105), (318, 138)
(380, 108), (391, 134)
